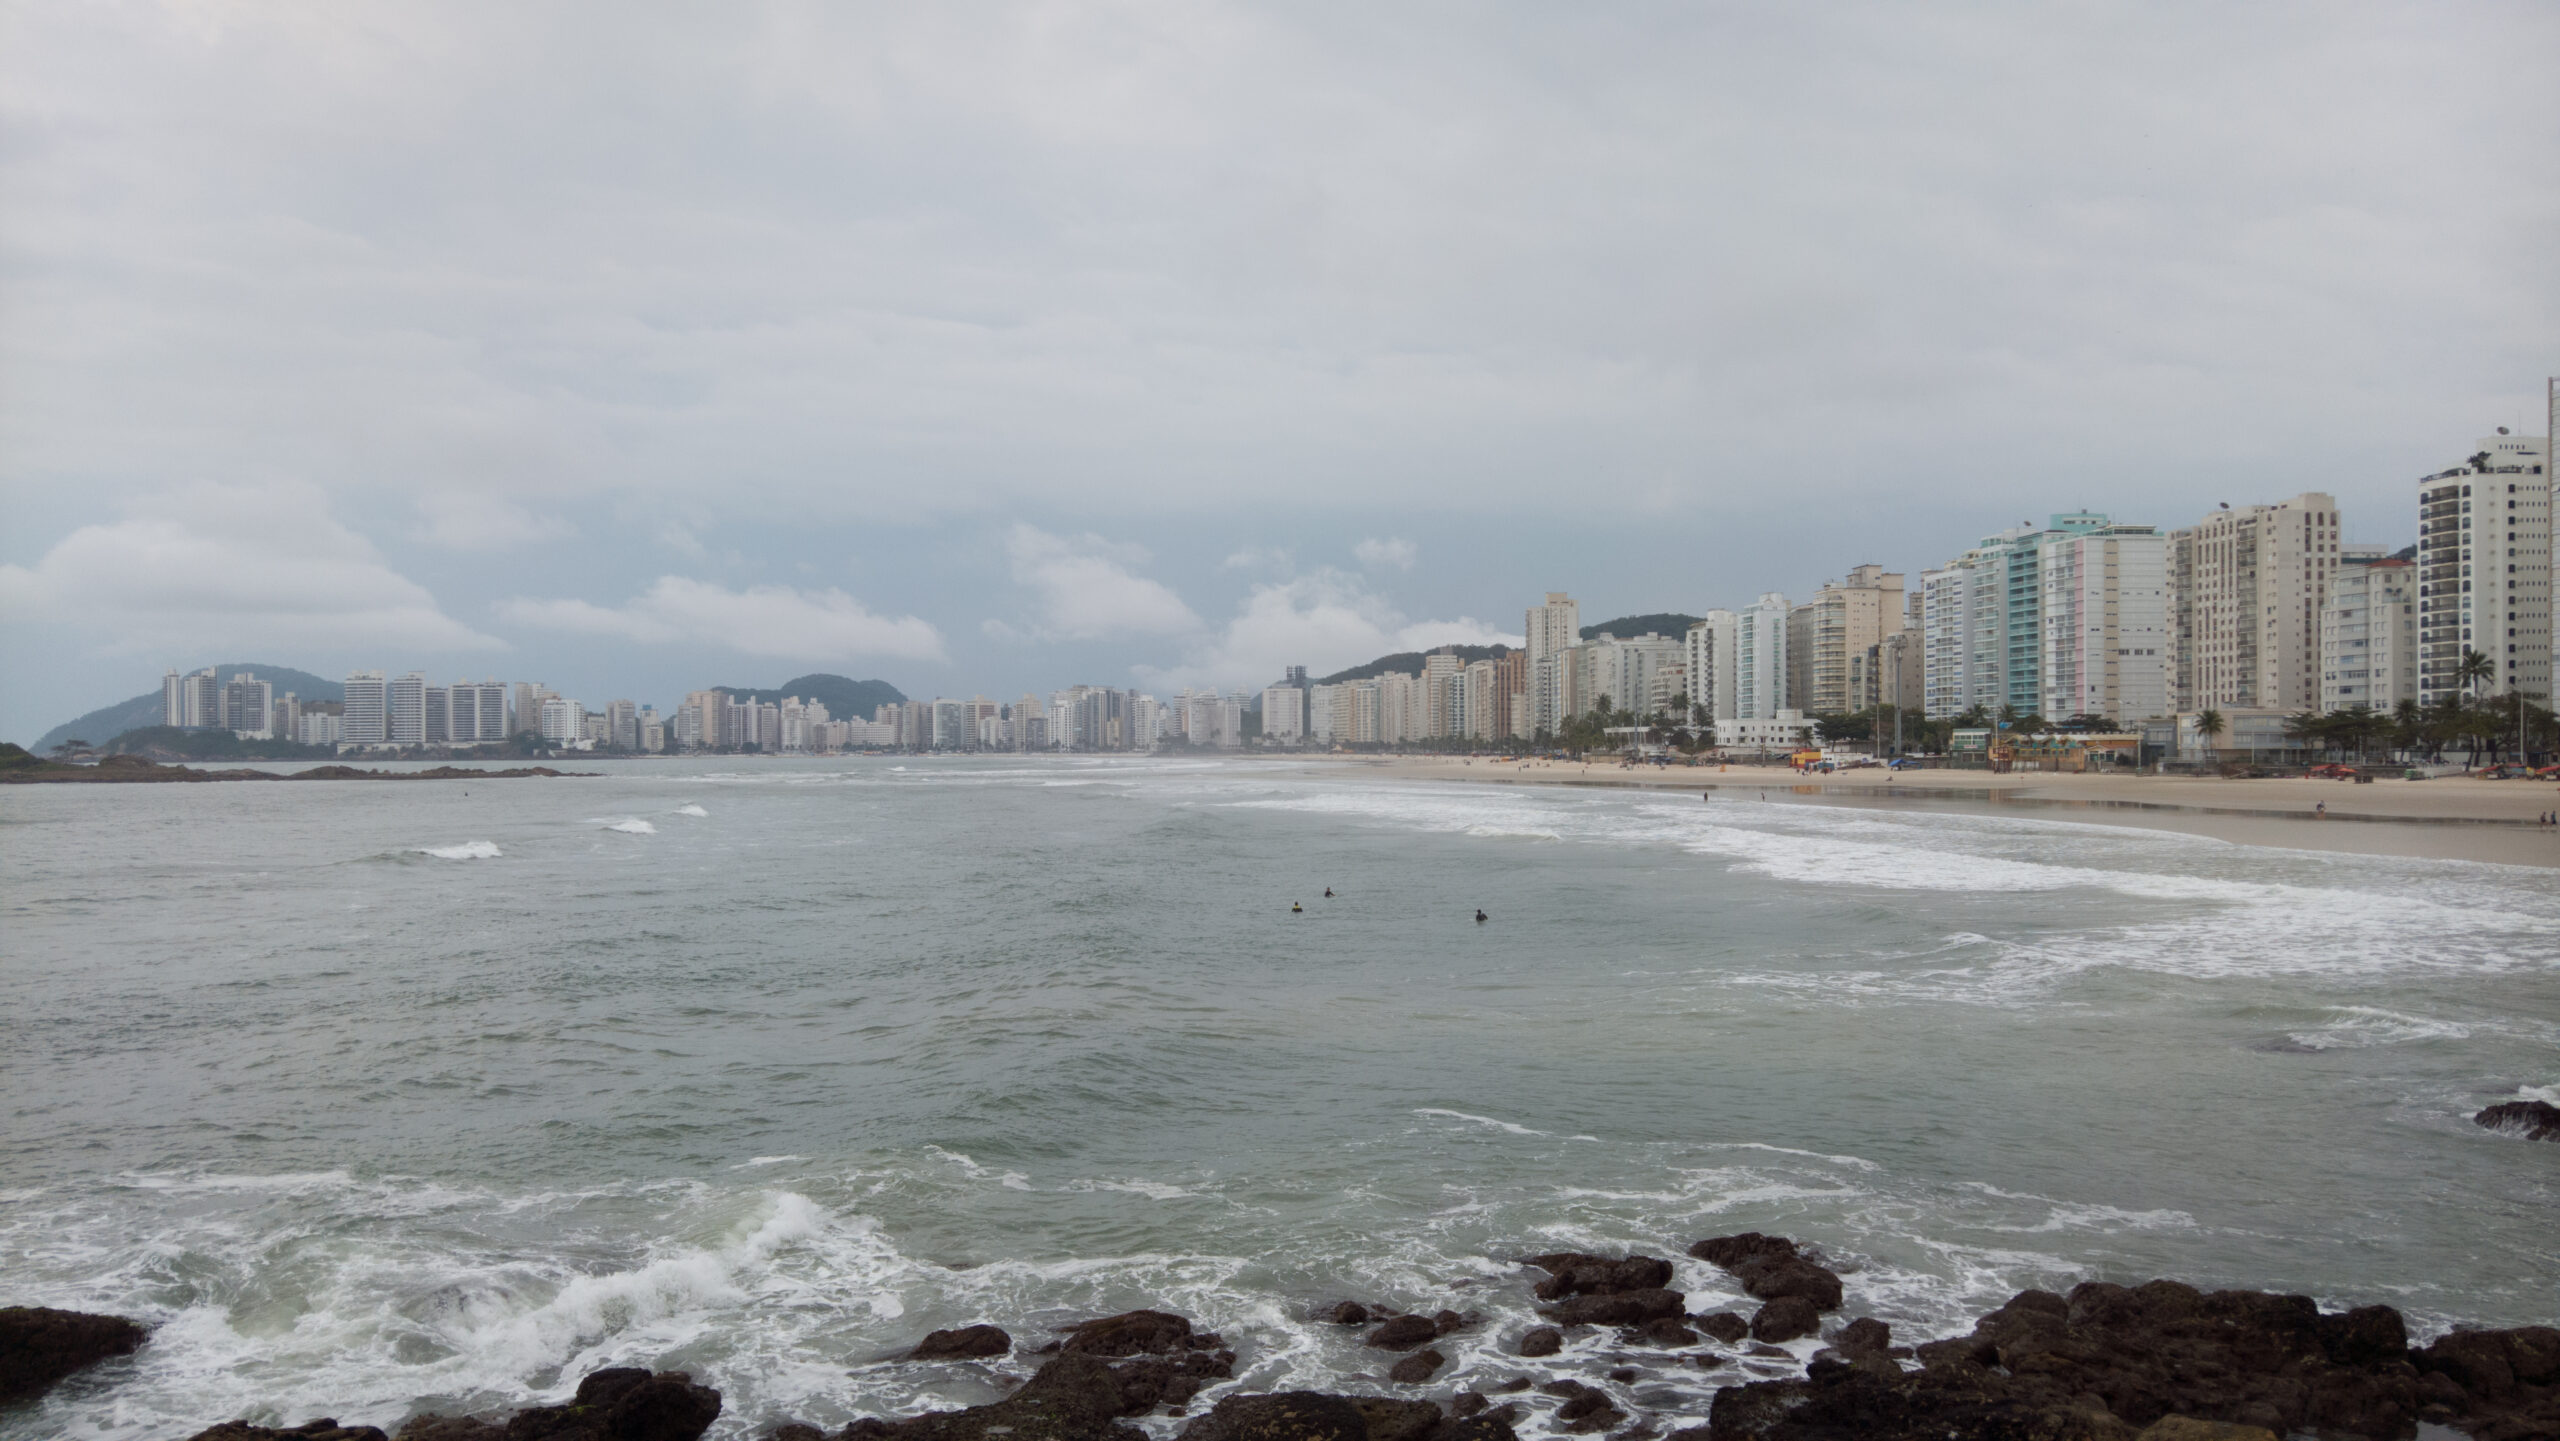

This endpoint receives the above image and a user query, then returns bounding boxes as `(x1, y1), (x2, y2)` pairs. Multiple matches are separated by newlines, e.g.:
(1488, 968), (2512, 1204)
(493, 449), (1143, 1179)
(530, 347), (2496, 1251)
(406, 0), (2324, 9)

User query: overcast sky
(3, 2), (2554, 741)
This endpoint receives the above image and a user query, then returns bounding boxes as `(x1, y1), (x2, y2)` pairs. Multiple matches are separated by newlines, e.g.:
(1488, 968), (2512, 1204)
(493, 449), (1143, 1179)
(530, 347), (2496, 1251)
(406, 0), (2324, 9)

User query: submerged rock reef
(30, 1234), (2551, 1441)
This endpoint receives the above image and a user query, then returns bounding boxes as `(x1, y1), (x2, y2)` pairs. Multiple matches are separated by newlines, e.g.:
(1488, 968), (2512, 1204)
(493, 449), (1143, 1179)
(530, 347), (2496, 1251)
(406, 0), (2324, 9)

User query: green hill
(1581, 613), (1701, 640)
(716, 674), (907, 721)
(34, 664), (346, 753)
(1314, 644), (1514, 686)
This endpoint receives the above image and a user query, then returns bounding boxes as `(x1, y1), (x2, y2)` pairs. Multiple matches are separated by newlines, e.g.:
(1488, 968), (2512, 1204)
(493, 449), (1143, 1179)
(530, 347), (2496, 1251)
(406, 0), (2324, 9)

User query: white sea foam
(1415, 1108), (1549, 1136)
(595, 818), (658, 835)
(673, 804), (709, 818)
(417, 841), (502, 860)
(735, 1155), (807, 1168)
(2286, 1006), (2475, 1051)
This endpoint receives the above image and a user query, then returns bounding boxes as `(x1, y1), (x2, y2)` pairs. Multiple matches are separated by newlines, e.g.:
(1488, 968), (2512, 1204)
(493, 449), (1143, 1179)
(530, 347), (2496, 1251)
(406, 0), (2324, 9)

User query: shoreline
(1281, 756), (2560, 868)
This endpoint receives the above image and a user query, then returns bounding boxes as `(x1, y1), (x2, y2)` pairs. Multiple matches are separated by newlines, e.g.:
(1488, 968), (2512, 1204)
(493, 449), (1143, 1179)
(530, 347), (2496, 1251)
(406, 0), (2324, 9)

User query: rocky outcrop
(1521, 1254), (1676, 1300)
(2475, 1099), (2560, 1141)
(0, 1305), (148, 1403)
(190, 1426), (389, 1441)
(1366, 1315), (1440, 1351)
(1061, 1310), (1208, 1358)
(1689, 1235), (1843, 1315)
(1540, 1289), (1686, 1328)
(1386, 1349), (1445, 1384)
(1703, 1279), (2560, 1441)
(380, 1368), (720, 1441)
(1694, 1313), (1749, 1345)
(1516, 1326), (1563, 1357)
(1746, 1298), (1819, 1344)
(1538, 1380), (1624, 1435)
(912, 1325), (1011, 1360)
(1171, 1390), (1518, 1441)
(1317, 1302), (1374, 1326)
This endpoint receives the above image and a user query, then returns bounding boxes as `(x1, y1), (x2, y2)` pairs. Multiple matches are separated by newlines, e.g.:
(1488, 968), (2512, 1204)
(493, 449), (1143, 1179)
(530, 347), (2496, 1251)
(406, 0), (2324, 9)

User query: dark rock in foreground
(385, 1368), (720, 1441)
(1540, 1288), (1687, 1328)
(1366, 1315), (1440, 1351)
(1694, 1313), (1749, 1345)
(2475, 1099), (2560, 1141)
(1522, 1253), (1676, 1300)
(1704, 1279), (2560, 1441)
(1748, 1298), (1820, 1344)
(912, 1325), (1012, 1360)
(192, 1424), (389, 1441)
(1516, 1326), (1563, 1357)
(1062, 1309), (1205, 1357)
(1688, 1234), (1844, 1315)
(1385, 1349), (1445, 1384)
(0, 1305), (148, 1403)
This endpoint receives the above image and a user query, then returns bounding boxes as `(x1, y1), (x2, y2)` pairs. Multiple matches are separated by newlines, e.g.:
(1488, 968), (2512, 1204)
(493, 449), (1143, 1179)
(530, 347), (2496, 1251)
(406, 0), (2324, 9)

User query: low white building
(1715, 709), (1815, 754)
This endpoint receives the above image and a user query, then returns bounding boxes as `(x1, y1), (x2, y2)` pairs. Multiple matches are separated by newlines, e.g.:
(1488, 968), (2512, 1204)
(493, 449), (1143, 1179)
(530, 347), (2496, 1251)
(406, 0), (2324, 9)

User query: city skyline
(5, 4), (2557, 748)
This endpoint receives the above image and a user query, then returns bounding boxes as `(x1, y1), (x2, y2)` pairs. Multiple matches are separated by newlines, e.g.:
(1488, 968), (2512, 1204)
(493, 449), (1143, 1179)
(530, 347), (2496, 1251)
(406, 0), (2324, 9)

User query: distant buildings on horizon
(157, 396), (2554, 758)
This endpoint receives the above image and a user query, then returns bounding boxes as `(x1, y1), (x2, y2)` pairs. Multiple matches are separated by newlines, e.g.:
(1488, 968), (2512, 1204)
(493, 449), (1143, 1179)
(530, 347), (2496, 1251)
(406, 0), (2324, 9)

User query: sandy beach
(1291, 755), (2560, 868)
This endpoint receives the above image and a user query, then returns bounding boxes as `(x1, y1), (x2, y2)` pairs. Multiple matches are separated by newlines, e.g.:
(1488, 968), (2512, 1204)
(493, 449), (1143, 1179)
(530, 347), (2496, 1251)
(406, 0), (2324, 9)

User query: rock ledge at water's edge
(150, 1240), (2559, 1441)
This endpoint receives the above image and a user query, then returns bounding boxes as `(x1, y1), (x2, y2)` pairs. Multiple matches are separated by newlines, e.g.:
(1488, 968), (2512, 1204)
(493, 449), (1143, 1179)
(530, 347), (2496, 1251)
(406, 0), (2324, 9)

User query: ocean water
(2, 756), (2554, 1440)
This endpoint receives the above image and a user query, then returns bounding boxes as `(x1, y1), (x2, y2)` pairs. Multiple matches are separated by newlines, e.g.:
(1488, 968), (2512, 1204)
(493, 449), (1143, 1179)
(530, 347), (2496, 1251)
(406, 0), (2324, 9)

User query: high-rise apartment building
(422, 685), (451, 744)
(2415, 429), (2551, 706)
(1525, 592), (1580, 734)
(1734, 593), (1790, 719)
(2321, 554), (2418, 713)
(1263, 686), (1304, 744)
(2035, 523), (2170, 724)
(386, 673), (426, 744)
(343, 671), (388, 744)
(2171, 493), (2342, 713)
(1785, 565), (1905, 715)
(1686, 611), (1738, 722)
(1493, 649), (1529, 740)
(222, 673), (274, 737)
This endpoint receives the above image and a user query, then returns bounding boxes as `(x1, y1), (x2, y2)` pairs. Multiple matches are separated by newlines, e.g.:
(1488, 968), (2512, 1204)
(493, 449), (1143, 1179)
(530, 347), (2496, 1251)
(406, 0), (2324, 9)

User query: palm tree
(2196, 708), (2225, 761)
(2453, 649), (2495, 700)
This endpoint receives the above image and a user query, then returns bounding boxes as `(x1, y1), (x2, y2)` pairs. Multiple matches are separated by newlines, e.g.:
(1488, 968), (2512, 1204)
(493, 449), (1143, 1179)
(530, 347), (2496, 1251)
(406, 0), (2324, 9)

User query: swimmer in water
(1323, 887), (1335, 898)
(1474, 908), (1488, 923)
(1291, 902), (1303, 913)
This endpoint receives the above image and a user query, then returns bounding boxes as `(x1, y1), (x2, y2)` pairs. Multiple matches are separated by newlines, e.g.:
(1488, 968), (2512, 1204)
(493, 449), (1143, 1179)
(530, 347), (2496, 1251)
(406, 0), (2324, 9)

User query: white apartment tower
(343, 671), (388, 744)
(2415, 427), (2552, 706)
(1686, 610), (1739, 722)
(1734, 593), (1790, 719)
(1525, 592), (1580, 734)
(2321, 555), (2418, 713)
(2035, 524), (2170, 724)
(2170, 493), (2342, 713)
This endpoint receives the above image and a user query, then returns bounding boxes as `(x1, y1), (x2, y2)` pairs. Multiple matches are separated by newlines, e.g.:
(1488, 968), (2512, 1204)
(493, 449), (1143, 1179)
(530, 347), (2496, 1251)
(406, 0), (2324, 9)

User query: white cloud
(1000, 525), (1201, 640)
(1137, 569), (1519, 690)
(415, 491), (574, 549)
(0, 483), (501, 653)
(1354, 537), (1417, 570)
(1222, 545), (1292, 572)
(498, 576), (944, 662)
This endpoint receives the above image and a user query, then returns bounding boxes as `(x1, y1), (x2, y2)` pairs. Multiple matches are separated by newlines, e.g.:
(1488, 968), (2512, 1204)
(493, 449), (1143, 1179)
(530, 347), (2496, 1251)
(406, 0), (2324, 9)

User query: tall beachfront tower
(1524, 591), (1580, 735)
(2169, 494), (2341, 714)
(2415, 427), (2552, 707)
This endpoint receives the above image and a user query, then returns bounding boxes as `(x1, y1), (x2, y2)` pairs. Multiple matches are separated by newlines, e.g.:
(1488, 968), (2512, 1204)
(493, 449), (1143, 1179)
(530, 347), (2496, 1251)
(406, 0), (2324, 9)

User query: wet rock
(1523, 1254), (1676, 1301)
(1431, 1311), (1471, 1336)
(494, 1368), (723, 1441)
(1828, 1317), (1889, 1356)
(1367, 1315), (1442, 1351)
(1450, 1392), (1489, 1420)
(1386, 1349), (1446, 1384)
(1541, 1290), (1687, 1328)
(0, 1305), (148, 1403)
(1604, 1368), (1639, 1384)
(1350, 1398), (1444, 1441)
(397, 1419), (503, 1441)
(1516, 1327), (1564, 1358)
(836, 1353), (1145, 1441)
(1062, 1310), (1203, 1358)
(1539, 1380), (1624, 1434)
(2474, 1099), (2560, 1141)
(1175, 1392), (1365, 1441)
(765, 1429), (829, 1441)
(2131, 1420), (2278, 1441)
(1697, 1281), (2553, 1441)
(1631, 1318), (1697, 1348)
(1443, 1417), (1522, 1441)
(913, 1325), (1012, 1361)
(1103, 1349), (1237, 1414)
(189, 1424), (390, 1441)
(1685, 1235), (1800, 1270)
(1489, 1377), (1533, 1393)
(1748, 1298), (1819, 1344)
(1317, 1302), (1373, 1326)
(1692, 1314), (1749, 1345)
